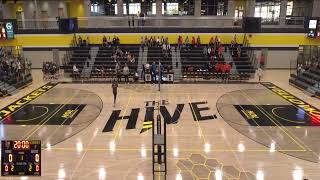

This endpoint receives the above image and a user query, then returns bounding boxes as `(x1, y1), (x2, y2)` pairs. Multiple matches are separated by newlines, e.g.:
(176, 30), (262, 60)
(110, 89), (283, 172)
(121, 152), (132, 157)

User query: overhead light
(204, 143), (211, 153)
(215, 169), (222, 180)
(176, 173), (182, 180)
(173, 148), (179, 157)
(99, 167), (106, 180)
(238, 143), (245, 152)
(292, 167), (303, 180)
(256, 170), (264, 180)
(137, 173), (144, 180)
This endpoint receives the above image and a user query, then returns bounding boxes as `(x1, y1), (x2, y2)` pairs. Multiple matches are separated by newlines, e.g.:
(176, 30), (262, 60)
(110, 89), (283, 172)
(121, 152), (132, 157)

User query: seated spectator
(73, 64), (79, 79)
(184, 36), (190, 49)
(203, 46), (208, 58)
(130, 54), (136, 63)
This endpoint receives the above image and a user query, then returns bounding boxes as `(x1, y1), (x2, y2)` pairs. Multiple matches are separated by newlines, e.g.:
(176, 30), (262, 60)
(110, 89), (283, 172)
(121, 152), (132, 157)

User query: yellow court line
(48, 147), (307, 152)
(187, 95), (206, 144)
(43, 93), (91, 143)
(114, 89), (132, 141)
(238, 89), (306, 151)
(23, 90), (79, 140)
(271, 107), (305, 124)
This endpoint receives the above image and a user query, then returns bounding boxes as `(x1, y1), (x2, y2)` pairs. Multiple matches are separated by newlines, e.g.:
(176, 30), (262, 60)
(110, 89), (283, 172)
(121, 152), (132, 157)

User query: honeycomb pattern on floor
(176, 153), (256, 180)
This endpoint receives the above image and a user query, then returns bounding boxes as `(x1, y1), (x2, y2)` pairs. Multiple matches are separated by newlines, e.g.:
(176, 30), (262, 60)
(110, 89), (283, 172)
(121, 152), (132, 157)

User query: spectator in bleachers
(191, 36), (196, 48)
(214, 35), (220, 47)
(156, 36), (160, 47)
(178, 36), (183, 49)
(140, 36), (145, 48)
(207, 46), (212, 57)
(196, 36), (201, 47)
(151, 62), (157, 83)
(203, 46), (208, 58)
(184, 36), (190, 49)
(86, 36), (90, 46)
(107, 37), (112, 47)
(236, 45), (241, 59)
(102, 36), (107, 46)
(115, 62), (121, 82)
(161, 36), (165, 46)
(297, 63), (303, 75)
(78, 36), (83, 47)
(231, 35), (237, 48)
(218, 45), (223, 58)
(123, 63), (130, 83)
(209, 37), (214, 47)
(73, 64), (79, 79)
(257, 67), (263, 82)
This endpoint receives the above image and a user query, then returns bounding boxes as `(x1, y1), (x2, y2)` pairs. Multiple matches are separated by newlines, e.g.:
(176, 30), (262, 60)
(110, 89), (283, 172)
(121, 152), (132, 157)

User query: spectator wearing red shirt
(191, 36), (196, 48)
(218, 45), (223, 58)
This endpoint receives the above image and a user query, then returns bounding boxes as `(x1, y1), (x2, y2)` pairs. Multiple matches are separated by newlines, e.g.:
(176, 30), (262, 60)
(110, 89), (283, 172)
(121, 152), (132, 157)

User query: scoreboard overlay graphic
(1, 140), (41, 176)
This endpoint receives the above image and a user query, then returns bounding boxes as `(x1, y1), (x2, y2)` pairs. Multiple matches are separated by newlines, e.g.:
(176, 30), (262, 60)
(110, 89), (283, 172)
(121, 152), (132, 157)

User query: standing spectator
(151, 62), (157, 83)
(78, 36), (82, 47)
(131, 15), (135, 27)
(107, 37), (112, 47)
(112, 80), (118, 107)
(257, 67), (263, 82)
(191, 36), (196, 48)
(184, 36), (189, 49)
(115, 62), (121, 82)
(137, 11), (141, 27)
(196, 35), (201, 47)
(123, 63), (130, 84)
(86, 36), (90, 46)
(102, 36), (107, 46)
(128, 15), (131, 28)
(297, 63), (302, 75)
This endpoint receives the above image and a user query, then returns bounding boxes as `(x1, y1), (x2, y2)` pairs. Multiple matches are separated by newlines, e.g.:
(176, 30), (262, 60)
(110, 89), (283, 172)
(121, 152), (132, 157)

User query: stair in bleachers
(65, 46), (90, 74)
(228, 45), (255, 74)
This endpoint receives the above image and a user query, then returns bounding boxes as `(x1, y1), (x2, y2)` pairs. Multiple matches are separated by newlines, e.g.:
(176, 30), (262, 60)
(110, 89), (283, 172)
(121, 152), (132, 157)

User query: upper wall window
(90, 0), (117, 16)
(162, 0), (194, 16)
(254, 0), (281, 24)
(201, 0), (228, 16)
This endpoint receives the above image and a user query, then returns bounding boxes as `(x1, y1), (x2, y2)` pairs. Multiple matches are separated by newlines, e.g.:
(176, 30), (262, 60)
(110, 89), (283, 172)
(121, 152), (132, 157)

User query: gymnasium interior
(1, 0), (320, 179)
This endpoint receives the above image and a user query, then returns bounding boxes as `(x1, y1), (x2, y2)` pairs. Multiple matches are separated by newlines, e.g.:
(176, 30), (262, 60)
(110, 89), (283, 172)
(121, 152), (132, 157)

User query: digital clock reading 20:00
(1, 140), (41, 176)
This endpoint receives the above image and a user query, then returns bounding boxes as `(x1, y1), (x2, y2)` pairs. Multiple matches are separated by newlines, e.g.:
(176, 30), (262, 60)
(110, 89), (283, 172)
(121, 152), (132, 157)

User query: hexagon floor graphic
(176, 153), (256, 180)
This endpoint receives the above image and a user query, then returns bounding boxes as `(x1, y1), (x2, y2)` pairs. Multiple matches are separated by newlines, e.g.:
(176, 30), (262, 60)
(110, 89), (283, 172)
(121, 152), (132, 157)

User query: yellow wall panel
(1, 33), (320, 47)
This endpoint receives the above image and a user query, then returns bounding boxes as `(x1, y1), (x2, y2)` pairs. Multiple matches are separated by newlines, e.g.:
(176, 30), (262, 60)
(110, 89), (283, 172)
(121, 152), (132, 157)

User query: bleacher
(91, 45), (139, 79)
(289, 68), (320, 96)
(180, 46), (224, 72)
(0, 73), (32, 96)
(64, 46), (90, 74)
(229, 45), (255, 74)
(147, 47), (172, 67)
